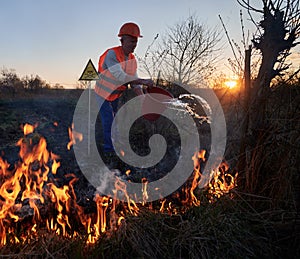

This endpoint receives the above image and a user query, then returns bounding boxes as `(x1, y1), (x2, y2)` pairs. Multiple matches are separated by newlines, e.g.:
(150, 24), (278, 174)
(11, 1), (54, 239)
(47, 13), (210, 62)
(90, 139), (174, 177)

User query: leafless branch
(219, 15), (243, 72)
(237, 0), (264, 13)
(240, 10), (247, 49)
(140, 14), (221, 85)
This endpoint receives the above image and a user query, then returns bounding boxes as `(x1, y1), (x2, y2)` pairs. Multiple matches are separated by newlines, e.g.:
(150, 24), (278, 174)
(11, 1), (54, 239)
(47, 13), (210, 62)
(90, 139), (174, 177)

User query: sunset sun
(224, 80), (238, 89)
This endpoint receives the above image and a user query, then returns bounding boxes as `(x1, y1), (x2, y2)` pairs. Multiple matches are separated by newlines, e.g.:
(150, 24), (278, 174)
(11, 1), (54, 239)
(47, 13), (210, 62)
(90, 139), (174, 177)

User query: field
(0, 87), (299, 258)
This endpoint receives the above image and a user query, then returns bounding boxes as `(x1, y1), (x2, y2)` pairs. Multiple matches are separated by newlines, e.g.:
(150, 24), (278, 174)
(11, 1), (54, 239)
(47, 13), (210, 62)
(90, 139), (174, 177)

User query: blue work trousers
(95, 94), (119, 153)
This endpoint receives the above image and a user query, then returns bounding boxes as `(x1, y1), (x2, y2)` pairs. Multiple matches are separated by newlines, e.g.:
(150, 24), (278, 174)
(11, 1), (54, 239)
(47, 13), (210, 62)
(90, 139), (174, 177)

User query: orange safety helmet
(118, 22), (143, 38)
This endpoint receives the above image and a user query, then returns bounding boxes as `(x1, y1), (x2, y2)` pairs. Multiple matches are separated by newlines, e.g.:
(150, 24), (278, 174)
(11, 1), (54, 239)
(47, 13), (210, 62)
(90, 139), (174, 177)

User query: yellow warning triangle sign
(79, 59), (99, 81)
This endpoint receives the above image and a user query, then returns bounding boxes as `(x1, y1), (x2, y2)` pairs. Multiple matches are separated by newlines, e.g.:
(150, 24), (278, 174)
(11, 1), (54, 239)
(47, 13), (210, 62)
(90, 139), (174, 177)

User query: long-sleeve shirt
(104, 49), (142, 90)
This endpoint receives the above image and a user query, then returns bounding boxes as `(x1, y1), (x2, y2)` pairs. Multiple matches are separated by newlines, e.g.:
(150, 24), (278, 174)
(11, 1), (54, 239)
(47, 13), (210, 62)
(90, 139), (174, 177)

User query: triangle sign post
(79, 59), (99, 155)
(79, 59), (99, 81)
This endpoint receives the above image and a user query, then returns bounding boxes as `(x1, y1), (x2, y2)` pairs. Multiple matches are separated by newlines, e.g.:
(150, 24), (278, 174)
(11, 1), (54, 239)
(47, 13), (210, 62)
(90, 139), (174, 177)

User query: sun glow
(224, 80), (238, 89)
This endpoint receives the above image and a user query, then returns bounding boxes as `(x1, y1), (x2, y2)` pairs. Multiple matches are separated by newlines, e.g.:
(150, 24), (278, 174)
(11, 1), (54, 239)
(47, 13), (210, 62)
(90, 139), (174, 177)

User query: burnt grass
(0, 90), (79, 173)
(0, 88), (299, 258)
(0, 89), (98, 211)
(0, 88), (207, 208)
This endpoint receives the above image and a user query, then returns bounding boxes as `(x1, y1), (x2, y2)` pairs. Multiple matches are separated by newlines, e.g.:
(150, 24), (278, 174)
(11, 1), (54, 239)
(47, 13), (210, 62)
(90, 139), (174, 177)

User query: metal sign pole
(79, 59), (99, 156)
(88, 81), (91, 155)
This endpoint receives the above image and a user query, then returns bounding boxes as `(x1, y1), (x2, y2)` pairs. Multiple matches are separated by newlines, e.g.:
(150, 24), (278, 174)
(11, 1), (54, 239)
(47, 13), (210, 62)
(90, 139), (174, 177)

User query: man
(95, 22), (154, 168)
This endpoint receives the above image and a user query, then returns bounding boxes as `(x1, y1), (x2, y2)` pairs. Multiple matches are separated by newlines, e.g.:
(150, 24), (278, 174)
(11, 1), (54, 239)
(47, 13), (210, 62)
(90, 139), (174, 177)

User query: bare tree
(76, 81), (90, 89)
(236, 0), (300, 199)
(0, 68), (24, 94)
(219, 11), (262, 81)
(236, 0), (300, 130)
(23, 75), (48, 91)
(238, 0), (300, 89)
(140, 15), (222, 86)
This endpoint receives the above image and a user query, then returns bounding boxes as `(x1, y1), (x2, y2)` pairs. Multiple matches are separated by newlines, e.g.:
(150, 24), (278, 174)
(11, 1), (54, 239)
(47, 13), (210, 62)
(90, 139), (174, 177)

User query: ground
(0, 87), (239, 186)
(0, 87), (299, 258)
(0, 90), (78, 164)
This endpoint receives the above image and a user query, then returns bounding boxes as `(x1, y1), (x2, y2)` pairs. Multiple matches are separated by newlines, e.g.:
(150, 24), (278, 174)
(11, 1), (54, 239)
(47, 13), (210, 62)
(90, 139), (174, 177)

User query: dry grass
(0, 85), (299, 258)
(237, 85), (300, 211)
(1, 192), (298, 259)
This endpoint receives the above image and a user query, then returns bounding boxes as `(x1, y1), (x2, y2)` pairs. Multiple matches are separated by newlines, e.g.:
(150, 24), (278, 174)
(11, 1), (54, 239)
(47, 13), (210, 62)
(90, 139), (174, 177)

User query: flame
(51, 159), (60, 175)
(142, 178), (148, 205)
(94, 194), (109, 239)
(22, 123), (37, 136)
(67, 123), (83, 150)
(207, 161), (238, 203)
(177, 150), (206, 207)
(0, 123), (237, 247)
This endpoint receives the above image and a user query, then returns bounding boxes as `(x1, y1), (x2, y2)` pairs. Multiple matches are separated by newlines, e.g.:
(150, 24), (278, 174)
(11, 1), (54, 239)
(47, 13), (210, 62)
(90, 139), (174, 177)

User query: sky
(1, 0), (298, 88)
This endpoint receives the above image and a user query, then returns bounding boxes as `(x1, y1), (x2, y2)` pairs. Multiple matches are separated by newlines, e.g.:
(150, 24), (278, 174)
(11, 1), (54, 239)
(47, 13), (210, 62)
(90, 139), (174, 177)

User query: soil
(0, 88), (222, 206)
(0, 90), (98, 208)
(0, 91), (79, 164)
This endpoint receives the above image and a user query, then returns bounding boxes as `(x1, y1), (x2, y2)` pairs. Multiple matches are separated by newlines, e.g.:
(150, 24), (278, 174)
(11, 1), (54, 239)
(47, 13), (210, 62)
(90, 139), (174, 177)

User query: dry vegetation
(0, 83), (299, 258)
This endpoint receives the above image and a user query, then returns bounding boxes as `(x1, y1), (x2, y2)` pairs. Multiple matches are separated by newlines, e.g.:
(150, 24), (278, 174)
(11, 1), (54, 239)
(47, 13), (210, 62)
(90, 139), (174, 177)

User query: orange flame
(67, 123), (83, 150)
(208, 161), (238, 202)
(0, 123), (237, 246)
(142, 178), (148, 205)
(22, 123), (37, 135)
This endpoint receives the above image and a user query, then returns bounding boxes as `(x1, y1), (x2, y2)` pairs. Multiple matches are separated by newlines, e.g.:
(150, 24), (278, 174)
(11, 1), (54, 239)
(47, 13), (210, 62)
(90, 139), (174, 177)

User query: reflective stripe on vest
(95, 46), (137, 101)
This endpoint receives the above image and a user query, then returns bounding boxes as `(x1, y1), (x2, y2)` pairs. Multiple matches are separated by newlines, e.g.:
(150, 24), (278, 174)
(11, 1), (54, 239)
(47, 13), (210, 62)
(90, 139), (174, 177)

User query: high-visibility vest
(95, 46), (137, 101)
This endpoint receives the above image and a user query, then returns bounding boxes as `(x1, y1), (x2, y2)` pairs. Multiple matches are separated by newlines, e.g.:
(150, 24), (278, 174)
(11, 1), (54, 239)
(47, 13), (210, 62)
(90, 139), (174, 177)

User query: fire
(67, 123), (83, 150)
(207, 161), (238, 202)
(0, 123), (237, 247)
(22, 123), (36, 136)
(142, 178), (149, 205)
